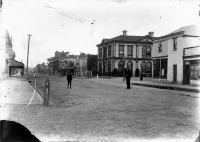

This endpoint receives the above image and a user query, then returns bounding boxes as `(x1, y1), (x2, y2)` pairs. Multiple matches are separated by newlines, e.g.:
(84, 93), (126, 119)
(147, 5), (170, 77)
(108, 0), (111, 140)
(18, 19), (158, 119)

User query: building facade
(0, 0), (6, 78)
(0, 31), (16, 77)
(152, 25), (200, 84)
(0, 1), (22, 78)
(87, 54), (98, 76)
(47, 51), (96, 77)
(97, 30), (155, 77)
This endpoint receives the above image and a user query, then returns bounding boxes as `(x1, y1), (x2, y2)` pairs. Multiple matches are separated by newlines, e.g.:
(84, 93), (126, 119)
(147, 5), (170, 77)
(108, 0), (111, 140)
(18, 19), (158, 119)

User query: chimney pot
(148, 31), (154, 37)
(123, 30), (127, 36)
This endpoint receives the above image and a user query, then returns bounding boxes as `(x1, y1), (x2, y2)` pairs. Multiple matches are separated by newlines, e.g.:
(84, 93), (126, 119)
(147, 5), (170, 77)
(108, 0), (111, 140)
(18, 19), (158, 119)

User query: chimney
(123, 30), (127, 36)
(148, 31), (154, 37)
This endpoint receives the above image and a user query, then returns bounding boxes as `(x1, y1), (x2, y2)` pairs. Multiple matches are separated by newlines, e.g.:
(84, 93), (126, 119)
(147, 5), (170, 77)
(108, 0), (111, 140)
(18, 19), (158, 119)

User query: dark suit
(125, 69), (131, 89)
(67, 73), (72, 89)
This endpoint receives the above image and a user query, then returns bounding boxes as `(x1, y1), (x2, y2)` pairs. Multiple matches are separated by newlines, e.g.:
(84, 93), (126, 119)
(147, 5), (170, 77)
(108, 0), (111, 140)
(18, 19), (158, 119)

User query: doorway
(183, 64), (190, 85)
(173, 64), (177, 82)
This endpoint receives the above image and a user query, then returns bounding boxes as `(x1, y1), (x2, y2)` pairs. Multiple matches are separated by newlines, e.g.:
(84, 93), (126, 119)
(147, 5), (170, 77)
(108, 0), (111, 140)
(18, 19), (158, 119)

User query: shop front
(153, 58), (168, 79)
(183, 46), (200, 85)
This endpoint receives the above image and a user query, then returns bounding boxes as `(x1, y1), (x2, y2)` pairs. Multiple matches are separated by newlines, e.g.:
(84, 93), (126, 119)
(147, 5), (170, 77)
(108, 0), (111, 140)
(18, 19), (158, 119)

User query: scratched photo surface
(0, 0), (200, 142)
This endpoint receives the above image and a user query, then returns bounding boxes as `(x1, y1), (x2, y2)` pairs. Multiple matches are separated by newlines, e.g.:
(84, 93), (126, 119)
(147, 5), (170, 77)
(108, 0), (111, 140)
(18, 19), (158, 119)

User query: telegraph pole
(26, 34), (32, 74)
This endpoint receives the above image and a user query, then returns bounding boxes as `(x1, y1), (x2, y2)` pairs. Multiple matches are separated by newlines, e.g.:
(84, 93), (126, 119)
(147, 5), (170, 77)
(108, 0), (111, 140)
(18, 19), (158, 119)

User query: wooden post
(43, 78), (50, 106)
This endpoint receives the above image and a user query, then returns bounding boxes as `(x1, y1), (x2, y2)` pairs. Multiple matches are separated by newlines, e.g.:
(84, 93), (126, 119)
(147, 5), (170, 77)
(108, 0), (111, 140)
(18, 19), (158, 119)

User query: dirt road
(2, 75), (199, 141)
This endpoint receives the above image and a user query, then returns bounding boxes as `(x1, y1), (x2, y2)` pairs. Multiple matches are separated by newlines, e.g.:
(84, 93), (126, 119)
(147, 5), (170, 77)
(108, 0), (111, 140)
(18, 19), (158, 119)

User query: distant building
(36, 63), (48, 74)
(97, 30), (156, 77)
(87, 54), (98, 76)
(47, 51), (98, 77)
(76, 53), (87, 77)
(152, 25), (200, 85)
(60, 54), (79, 75)
(55, 51), (69, 61)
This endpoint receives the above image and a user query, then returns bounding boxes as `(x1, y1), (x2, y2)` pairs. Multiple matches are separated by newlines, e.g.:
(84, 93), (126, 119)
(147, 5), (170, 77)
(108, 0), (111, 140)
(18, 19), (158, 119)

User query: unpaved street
(1, 76), (200, 141)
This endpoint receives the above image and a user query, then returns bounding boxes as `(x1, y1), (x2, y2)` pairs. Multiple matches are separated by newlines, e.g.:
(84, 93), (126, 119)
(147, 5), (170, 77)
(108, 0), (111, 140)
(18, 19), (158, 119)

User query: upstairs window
(173, 38), (177, 51)
(108, 45), (112, 57)
(127, 45), (133, 57)
(99, 48), (102, 58)
(142, 46), (151, 58)
(142, 46), (146, 58)
(119, 45), (124, 57)
(158, 42), (162, 53)
(146, 46), (151, 58)
(103, 46), (107, 58)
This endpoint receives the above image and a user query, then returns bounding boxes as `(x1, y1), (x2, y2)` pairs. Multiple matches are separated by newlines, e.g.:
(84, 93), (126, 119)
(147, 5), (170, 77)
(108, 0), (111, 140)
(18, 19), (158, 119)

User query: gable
(141, 38), (152, 42)
(138, 36), (153, 42)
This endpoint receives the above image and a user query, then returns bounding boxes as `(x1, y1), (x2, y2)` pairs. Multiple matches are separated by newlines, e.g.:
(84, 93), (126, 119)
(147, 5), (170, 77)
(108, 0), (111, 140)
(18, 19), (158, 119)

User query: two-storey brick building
(97, 30), (156, 77)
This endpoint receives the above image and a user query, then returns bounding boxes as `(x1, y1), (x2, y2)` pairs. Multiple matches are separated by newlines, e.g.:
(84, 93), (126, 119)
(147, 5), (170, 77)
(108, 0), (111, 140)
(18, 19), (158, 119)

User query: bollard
(43, 78), (50, 106)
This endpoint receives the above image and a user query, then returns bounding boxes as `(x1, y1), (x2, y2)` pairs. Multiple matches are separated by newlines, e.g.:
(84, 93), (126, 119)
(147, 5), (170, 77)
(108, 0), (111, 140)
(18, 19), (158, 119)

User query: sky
(1, 0), (199, 67)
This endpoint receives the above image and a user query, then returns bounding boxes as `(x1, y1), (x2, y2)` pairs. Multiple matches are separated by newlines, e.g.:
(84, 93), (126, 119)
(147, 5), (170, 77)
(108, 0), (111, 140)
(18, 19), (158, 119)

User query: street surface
(0, 75), (200, 142)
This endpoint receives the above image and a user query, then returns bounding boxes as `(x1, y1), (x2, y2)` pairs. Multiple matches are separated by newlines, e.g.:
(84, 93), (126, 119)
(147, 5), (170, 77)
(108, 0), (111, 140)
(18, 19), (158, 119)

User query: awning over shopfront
(7, 59), (24, 68)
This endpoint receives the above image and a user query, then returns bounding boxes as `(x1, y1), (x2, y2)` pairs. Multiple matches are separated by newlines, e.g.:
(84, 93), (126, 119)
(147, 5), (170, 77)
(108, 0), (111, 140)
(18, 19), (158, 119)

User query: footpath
(130, 77), (200, 93)
(0, 76), (44, 140)
(81, 76), (200, 93)
(0, 77), (43, 105)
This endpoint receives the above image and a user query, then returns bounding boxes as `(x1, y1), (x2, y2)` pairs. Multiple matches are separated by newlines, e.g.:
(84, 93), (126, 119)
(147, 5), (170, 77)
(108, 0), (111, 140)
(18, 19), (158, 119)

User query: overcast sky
(1, 0), (199, 67)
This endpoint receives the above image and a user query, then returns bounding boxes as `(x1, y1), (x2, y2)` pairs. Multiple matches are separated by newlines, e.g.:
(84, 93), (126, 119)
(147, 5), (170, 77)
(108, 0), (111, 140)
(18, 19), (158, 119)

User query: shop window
(190, 60), (200, 80)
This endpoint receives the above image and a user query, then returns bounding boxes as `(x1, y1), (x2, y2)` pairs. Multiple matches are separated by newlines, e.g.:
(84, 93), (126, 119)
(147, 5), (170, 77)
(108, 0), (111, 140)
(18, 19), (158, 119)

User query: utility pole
(26, 34), (32, 74)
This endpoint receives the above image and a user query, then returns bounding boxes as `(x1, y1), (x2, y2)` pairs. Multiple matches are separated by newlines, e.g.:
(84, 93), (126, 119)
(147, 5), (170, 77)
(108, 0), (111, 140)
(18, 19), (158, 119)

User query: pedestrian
(67, 71), (73, 89)
(124, 68), (131, 89)
(140, 73), (143, 81)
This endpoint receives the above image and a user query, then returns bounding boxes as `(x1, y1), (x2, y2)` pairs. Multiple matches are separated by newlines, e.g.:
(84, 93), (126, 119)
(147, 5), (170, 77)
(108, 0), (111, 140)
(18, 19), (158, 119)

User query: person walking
(124, 68), (131, 89)
(67, 71), (73, 89)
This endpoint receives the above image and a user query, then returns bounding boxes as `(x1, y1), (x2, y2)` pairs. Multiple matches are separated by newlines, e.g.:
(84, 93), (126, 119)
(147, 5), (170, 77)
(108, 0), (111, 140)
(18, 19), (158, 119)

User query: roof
(171, 25), (200, 36)
(155, 25), (200, 41)
(7, 59), (24, 67)
(97, 34), (156, 46)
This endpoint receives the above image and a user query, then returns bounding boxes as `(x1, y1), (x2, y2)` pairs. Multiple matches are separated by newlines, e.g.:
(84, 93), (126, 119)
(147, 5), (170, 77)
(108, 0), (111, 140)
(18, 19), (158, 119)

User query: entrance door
(173, 64), (177, 82)
(183, 64), (190, 85)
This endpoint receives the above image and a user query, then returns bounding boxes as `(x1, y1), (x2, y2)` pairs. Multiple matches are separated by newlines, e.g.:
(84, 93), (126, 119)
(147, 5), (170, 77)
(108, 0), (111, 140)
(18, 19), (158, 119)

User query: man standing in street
(124, 68), (131, 89)
(67, 71), (72, 89)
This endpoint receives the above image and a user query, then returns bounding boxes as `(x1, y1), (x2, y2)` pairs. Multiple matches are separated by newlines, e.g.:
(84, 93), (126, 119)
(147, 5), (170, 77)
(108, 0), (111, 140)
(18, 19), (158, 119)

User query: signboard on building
(184, 46), (200, 57)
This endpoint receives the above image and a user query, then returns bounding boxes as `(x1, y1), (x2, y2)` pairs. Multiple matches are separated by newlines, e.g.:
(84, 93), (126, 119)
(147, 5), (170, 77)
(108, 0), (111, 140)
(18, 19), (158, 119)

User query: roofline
(153, 31), (185, 42)
(97, 40), (153, 47)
